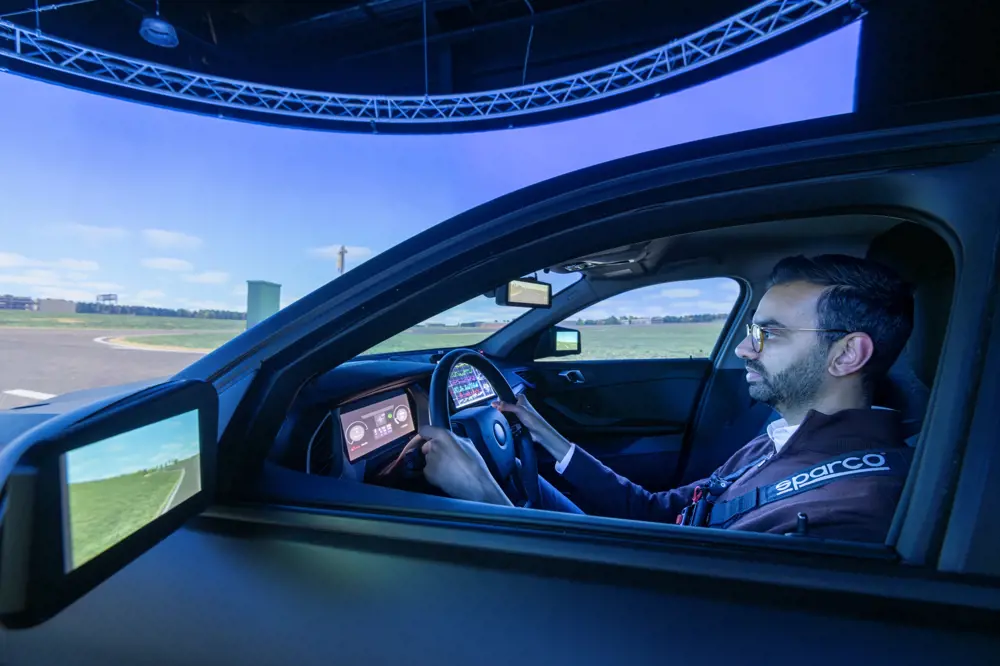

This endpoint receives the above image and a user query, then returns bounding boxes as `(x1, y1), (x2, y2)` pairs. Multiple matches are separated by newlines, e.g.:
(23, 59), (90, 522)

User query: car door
(518, 277), (742, 495)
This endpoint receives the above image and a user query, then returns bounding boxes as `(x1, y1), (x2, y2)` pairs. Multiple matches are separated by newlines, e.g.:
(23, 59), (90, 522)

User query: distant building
(625, 317), (652, 325)
(246, 280), (281, 329)
(37, 298), (76, 314)
(0, 294), (35, 310)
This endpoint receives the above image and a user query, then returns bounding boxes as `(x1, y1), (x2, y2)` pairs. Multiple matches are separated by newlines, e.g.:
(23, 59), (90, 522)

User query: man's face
(736, 281), (833, 413)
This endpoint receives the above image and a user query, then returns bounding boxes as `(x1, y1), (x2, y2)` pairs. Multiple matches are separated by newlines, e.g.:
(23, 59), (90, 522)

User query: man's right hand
(492, 394), (573, 462)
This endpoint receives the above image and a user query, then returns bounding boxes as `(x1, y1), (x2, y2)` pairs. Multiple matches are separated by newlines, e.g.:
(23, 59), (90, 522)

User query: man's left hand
(419, 425), (513, 507)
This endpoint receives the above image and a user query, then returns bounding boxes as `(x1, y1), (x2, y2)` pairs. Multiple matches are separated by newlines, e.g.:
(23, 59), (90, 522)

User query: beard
(747, 345), (829, 412)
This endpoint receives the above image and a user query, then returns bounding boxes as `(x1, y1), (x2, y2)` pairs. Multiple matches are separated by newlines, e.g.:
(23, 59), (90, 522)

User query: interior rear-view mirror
(495, 278), (551, 308)
(536, 325), (582, 358)
(0, 379), (217, 628)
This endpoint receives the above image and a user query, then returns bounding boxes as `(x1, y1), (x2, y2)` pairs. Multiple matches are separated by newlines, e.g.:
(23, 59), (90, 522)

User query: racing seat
(866, 221), (953, 447)
(874, 351), (929, 446)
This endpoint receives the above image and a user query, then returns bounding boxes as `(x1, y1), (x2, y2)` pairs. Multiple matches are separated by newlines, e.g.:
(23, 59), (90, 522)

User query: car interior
(263, 214), (955, 536)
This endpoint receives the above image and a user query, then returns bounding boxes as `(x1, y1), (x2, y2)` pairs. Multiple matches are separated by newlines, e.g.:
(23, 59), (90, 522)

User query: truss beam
(0, 0), (862, 128)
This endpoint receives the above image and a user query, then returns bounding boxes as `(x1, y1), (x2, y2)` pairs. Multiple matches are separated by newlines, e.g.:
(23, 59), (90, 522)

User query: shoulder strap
(707, 448), (912, 528)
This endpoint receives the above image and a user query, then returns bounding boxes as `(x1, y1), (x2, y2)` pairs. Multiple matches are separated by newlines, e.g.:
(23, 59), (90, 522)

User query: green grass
(0, 310), (245, 331)
(66, 463), (187, 569)
(363, 327), (498, 355)
(119, 332), (240, 350)
(547, 322), (726, 360)
(109, 321), (725, 361)
(362, 322), (725, 360)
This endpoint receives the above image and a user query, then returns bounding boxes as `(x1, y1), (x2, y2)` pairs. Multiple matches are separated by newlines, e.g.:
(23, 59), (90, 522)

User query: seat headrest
(867, 223), (953, 388)
(873, 350), (929, 443)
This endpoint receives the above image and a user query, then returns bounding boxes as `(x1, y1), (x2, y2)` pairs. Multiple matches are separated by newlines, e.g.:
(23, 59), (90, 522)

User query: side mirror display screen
(61, 410), (202, 571)
(0, 379), (216, 629)
(555, 330), (580, 352)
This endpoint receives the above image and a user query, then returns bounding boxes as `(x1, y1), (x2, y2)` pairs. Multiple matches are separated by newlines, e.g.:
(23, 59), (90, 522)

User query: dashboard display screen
(340, 393), (414, 462)
(448, 363), (497, 410)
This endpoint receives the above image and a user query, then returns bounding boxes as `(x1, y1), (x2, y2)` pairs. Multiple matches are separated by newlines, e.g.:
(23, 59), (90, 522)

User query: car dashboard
(271, 353), (529, 483)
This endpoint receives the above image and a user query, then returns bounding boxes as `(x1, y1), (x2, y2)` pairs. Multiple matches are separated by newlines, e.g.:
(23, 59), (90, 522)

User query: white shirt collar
(767, 406), (895, 454)
(766, 419), (798, 454)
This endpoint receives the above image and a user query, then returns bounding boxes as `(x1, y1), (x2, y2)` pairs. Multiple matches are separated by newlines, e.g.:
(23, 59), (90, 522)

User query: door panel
(522, 358), (711, 493)
(7, 515), (999, 666)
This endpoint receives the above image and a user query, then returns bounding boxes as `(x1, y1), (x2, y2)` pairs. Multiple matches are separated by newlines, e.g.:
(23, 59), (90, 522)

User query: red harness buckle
(676, 486), (706, 526)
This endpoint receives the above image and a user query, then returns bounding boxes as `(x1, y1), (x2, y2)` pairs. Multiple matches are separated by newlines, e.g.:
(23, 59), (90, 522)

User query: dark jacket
(559, 408), (910, 542)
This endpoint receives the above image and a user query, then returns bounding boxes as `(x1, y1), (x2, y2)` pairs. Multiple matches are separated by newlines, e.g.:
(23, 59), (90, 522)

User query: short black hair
(767, 254), (915, 389)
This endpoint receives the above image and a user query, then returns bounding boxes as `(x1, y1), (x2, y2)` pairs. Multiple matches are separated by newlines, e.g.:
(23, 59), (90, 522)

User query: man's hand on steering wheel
(419, 426), (512, 506)
(492, 394), (573, 462)
(412, 348), (547, 507)
(418, 395), (569, 506)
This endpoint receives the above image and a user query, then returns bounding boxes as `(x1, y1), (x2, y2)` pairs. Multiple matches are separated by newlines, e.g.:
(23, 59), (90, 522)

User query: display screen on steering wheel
(448, 362), (497, 409)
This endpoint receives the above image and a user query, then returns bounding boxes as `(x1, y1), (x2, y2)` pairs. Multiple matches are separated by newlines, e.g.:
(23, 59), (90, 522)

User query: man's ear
(828, 333), (874, 378)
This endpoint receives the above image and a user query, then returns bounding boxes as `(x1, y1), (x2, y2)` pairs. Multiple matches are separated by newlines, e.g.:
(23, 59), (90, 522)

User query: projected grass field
(109, 322), (727, 358)
(118, 332), (237, 350)
(66, 461), (191, 569)
(0, 310), (244, 331)
(364, 322), (727, 360)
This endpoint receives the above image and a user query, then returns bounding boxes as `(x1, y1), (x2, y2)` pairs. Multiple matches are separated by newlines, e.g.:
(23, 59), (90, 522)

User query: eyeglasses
(745, 323), (851, 353)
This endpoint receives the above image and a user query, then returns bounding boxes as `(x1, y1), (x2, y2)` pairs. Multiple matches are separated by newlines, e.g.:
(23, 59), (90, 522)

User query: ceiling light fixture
(139, 0), (178, 48)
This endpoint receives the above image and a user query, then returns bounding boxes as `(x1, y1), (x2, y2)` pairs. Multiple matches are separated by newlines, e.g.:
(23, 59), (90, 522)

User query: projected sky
(65, 410), (199, 484)
(0, 23), (860, 325)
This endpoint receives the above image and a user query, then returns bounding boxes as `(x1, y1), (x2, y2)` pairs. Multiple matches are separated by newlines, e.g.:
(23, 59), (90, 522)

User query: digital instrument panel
(448, 363), (497, 410)
(340, 392), (414, 462)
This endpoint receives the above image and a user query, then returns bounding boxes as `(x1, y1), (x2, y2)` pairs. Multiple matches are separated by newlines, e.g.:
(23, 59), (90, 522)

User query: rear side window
(538, 277), (741, 361)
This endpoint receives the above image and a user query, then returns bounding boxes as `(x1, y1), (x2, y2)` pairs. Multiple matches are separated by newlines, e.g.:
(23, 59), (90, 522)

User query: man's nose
(735, 334), (757, 360)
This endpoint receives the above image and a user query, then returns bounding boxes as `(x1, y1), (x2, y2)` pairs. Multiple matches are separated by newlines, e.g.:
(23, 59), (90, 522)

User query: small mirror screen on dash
(556, 330), (579, 351)
(509, 280), (549, 306)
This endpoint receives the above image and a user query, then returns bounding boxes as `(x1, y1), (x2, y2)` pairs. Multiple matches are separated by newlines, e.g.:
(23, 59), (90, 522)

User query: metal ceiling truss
(0, 0), (862, 127)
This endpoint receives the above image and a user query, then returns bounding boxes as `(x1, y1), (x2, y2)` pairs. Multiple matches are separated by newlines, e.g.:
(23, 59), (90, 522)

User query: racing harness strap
(676, 448), (912, 529)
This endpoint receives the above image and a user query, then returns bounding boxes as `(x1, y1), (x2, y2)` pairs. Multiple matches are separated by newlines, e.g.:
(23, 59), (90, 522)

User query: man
(413, 254), (916, 542)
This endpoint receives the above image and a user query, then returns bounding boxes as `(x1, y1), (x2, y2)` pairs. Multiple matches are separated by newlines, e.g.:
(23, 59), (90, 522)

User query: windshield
(0, 24), (859, 409)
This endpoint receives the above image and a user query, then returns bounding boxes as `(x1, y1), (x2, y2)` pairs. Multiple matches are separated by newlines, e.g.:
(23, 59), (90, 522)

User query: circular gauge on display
(394, 406), (409, 424)
(347, 423), (366, 443)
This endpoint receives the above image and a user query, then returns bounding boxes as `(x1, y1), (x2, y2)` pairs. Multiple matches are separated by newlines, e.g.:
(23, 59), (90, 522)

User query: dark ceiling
(0, 0), (775, 95)
(4, 0), (998, 134)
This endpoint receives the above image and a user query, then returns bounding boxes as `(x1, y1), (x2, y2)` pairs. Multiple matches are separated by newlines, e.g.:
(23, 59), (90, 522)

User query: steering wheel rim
(428, 349), (540, 507)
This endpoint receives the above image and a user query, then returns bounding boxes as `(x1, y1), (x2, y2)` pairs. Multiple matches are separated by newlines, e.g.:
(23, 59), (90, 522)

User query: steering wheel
(413, 348), (541, 507)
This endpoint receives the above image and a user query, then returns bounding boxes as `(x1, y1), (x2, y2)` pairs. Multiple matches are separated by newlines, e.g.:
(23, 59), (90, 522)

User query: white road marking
(3, 389), (57, 400)
(158, 468), (186, 517)
(93, 336), (204, 354)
